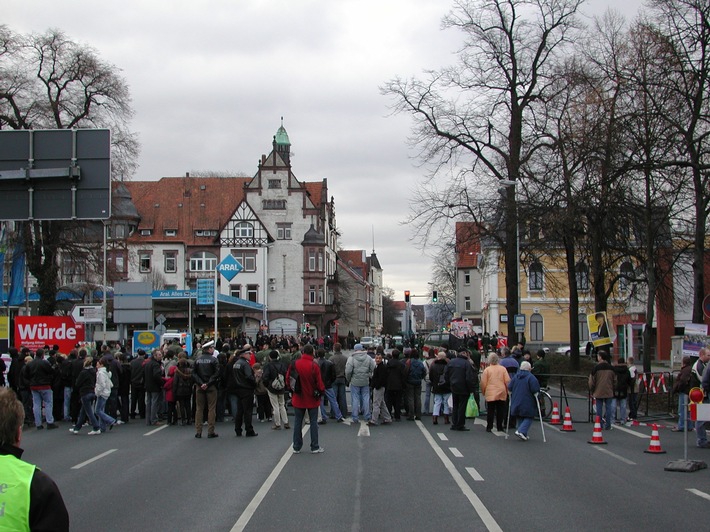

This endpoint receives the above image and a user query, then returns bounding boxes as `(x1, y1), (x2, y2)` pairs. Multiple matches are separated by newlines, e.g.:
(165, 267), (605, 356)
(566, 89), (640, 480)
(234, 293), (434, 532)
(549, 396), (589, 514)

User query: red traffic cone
(644, 424), (666, 454)
(550, 402), (561, 425)
(560, 406), (576, 432)
(588, 416), (607, 445)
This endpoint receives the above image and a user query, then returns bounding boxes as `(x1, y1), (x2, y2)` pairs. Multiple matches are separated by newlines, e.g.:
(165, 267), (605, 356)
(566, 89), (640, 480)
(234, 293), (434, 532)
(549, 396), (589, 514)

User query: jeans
(595, 397), (613, 429)
(433, 393), (451, 417)
(371, 387), (391, 423)
(677, 393), (689, 430)
(95, 395), (116, 431)
(320, 387), (343, 421)
(332, 380), (348, 417)
(74, 393), (100, 431)
(612, 397), (627, 423)
(195, 387), (217, 436)
(424, 381), (432, 414)
(406, 383), (422, 419)
(516, 416), (533, 436)
(350, 385), (371, 422)
(63, 386), (72, 420)
(268, 391), (289, 427)
(146, 391), (161, 425)
(293, 406), (319, 451)
(31, 388), (54, 426)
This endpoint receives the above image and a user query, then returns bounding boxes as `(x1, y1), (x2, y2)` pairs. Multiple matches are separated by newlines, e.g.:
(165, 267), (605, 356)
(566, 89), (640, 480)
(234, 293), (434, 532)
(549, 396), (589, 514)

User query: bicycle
(536, 387), (553, 419)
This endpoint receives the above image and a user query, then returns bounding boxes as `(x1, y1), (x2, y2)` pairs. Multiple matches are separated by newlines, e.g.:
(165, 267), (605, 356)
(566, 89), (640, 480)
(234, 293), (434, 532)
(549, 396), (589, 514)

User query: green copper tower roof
(275, 117), (291, 146)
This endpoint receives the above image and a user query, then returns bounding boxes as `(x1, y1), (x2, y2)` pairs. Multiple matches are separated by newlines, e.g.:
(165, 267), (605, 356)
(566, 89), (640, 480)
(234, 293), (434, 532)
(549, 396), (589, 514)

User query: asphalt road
(18, 395), (710, 532)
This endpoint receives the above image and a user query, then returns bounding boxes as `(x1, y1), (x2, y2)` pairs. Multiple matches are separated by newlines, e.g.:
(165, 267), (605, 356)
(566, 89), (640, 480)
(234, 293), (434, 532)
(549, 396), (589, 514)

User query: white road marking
(144, 424), (168, 436)
(593, 446), (637, 465)
(610, 424), (650, 438)
(687, 488), (710, 502)
(416, 421), (503, 532)
(231, 426), (309, 532)
(358, 421), (371, 437)
(466, 467), (484, 481)
(437, 433), (449, 441)
(71, 449), (117, 470)
(449, 447), (463, 458)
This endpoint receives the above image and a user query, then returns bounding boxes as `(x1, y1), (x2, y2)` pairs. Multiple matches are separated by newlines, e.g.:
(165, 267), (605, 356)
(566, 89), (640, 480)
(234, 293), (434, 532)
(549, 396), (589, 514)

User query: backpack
(406, 359), (426, 384)
(271, 373), (286, 391)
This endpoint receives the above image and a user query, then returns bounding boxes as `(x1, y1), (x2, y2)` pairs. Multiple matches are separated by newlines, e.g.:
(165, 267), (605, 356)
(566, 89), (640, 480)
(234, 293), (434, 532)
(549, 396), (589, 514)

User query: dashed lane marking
(466, 467), (484, 481)
(450, 447), (463, 458)
(687, 488), (710, 502)
(593, 446), (637, 465)
(437, 433), (449, 441)
(144, 424), (169, 436)
(71, 449), (117, 470)
(358, 421), (371, 437)
(416, 420), (503, 532)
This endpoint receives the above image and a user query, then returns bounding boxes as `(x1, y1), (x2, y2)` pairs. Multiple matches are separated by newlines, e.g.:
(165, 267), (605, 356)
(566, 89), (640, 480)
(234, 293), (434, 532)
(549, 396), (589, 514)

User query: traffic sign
(70, 305), (103, 323)
(514, 314), (526, 333)
(196, 279), (214, 305)
(216, 255), (243, 281)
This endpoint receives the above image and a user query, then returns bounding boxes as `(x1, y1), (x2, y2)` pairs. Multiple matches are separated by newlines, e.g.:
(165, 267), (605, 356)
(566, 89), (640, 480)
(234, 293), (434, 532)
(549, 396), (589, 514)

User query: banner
(15, 316), (85, 353)
(587, 311), (613, 348)
(8, 232), (25, 306)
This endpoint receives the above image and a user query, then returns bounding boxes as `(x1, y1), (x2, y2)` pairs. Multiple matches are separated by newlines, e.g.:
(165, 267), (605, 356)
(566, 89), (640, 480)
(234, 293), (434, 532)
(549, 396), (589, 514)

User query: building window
(164, 252), (177, 273)
(268, 179), (281, 189)
(309, 249), (316, 272)
(263, 199), (286, 210)
(247, 284), (258, 303)
(139, 252), (152, 273)
(576, 262), (590, 291)
(528, 262), (543, 291)
(230, 250), (257, 272)
(464, 270), (471, 285)
(233, 222), (253, 238)
(114, 224), (126, 238)
(165, 229), (177, 237)
(318, 286), (324, 304)
(115, 254), (125, 273)
(619, 261), (634, 293)
(195, 229), (218, 237)
(230, 284), (241, 298)
(318, 251), (324, 272)
(464, 296), (471, 311)
(309, 285), (316, 304)
(578, 314), (589, 342)
(277, 223), (292, 240)
(189, 251), (217, 272)
(62, 255), (87, 284)
(530, 313), (543, 341)
(140, 229), (152, 236)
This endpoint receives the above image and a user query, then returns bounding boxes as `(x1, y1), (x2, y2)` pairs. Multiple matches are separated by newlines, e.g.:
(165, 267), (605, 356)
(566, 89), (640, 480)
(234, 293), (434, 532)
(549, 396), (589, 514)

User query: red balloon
(689, 387), (704, 404)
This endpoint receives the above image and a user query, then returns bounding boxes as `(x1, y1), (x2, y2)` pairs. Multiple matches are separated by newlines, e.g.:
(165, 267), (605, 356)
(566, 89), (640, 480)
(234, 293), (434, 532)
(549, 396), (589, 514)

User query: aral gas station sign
(15, 316), (85, 353)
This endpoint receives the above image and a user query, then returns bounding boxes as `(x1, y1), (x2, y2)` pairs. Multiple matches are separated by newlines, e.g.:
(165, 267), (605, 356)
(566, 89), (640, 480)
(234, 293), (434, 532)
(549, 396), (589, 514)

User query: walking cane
(535, 392), (547, 443)
(505, 392), (511, 440)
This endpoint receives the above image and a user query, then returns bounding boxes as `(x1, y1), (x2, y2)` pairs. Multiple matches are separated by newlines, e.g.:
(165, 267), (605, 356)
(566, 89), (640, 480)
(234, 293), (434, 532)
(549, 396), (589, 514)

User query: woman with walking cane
(507, 361), (541, 441)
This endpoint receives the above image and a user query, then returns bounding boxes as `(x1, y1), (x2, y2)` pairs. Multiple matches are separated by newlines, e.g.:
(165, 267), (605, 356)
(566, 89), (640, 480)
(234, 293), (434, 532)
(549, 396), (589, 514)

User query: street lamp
(499, 179), (521, 343)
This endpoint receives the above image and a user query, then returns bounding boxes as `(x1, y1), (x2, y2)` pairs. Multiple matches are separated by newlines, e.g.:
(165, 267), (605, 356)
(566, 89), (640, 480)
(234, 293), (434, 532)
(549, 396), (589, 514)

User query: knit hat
(353, 344), (364, 351)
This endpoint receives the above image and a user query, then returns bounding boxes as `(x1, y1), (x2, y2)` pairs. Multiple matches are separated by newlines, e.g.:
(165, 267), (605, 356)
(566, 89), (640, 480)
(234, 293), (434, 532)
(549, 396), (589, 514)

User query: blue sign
(197, 279), (214, 305)
(217, 255), (243, 281)
(133, 330), (161, 353)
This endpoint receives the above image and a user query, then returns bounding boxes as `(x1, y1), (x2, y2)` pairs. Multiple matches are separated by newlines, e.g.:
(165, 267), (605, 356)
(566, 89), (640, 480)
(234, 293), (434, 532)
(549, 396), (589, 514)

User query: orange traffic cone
(560, 406), (576, 432)
(644, 424), (666, 454)
(550, 403), (561, 425)
(588, 416), (607, 445)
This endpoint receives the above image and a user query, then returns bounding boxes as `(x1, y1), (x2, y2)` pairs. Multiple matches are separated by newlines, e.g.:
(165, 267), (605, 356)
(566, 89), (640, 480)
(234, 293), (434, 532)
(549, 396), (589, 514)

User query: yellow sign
(0, 316), (8, 340)
(587, 311), (612, 348)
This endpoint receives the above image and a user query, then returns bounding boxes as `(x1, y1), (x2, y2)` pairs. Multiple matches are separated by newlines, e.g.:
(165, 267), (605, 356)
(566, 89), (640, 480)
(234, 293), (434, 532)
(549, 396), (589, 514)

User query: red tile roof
(456, 222), (481, 268)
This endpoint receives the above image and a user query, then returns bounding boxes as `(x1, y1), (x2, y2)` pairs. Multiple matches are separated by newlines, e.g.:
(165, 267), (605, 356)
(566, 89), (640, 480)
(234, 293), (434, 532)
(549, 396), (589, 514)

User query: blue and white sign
(196, 279), (214, 305)
(216, 255), (243, 281)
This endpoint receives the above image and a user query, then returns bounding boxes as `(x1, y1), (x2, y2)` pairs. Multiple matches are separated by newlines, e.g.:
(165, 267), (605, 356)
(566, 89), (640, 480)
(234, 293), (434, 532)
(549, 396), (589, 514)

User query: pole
(213, 268), (218, 342)
(102, 222), (107, 347)
(535, 392), (547, 443)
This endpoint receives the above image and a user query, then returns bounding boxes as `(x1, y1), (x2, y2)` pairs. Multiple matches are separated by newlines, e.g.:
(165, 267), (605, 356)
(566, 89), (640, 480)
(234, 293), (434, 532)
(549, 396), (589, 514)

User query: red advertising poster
(15, 316), (85, 353)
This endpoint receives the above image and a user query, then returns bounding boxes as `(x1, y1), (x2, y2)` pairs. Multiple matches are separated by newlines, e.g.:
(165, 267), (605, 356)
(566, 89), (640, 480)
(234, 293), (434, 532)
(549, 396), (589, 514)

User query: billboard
(587, 311), (613, 348)
(15, 316), (85, 353)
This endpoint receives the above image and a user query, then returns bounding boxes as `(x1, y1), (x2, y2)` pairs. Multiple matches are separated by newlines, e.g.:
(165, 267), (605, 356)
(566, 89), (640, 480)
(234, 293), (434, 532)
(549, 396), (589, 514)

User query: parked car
(422, 332), (449, 356)
(360, 336), (376, 349)
(555, 341), (593, 357)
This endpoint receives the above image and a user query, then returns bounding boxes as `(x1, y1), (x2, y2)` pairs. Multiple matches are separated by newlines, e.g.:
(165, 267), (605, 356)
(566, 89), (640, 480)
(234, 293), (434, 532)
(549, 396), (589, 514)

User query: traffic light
(432, 290), (438, 302)
(404, 290), (410, 303)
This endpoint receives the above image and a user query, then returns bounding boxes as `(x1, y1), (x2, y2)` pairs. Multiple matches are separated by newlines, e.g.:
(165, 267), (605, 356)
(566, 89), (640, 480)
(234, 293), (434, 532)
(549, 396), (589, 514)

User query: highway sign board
(70, 304), (104, 323)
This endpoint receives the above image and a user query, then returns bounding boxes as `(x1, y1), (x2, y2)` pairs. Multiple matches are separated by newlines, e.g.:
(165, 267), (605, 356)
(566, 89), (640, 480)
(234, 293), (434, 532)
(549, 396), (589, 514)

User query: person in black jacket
(262, 350), (290, 430)
(26, 348), (59, 430)
(233, 346), (257, 437)
(129, 349), (146, 419)
(0, 387), (70, 531)
(370, 352), (392, 425)
(117, 353), (131, 424)
(144, 350), (164, 426)
(71, 357), (101, 434)
(444, 348), (478, 431)
(192, 344), (220, 438)
(385, 349), (407, 421)
(316, 348), (344, 424)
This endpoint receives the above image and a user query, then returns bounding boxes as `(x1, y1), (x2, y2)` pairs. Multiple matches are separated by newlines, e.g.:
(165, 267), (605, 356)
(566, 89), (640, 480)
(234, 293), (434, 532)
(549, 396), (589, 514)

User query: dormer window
(165, 229), (177, 237)
(195, 229), (218, 237)
(140, 229), (152, 236)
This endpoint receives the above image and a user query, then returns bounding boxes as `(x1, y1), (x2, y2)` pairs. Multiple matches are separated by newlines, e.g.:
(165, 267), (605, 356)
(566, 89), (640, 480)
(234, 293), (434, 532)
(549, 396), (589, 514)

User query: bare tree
(0, 27), (138, 314)
(382, 0), (583, 337)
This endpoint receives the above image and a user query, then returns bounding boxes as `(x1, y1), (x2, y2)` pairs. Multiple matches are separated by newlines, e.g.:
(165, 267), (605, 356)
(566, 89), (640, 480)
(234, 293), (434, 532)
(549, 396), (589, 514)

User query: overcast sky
(5, 0), (644, 300)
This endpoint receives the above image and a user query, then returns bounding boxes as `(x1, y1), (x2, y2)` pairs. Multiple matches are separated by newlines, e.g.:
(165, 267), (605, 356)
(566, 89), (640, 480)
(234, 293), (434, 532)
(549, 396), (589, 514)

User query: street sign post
(514, 314), (526, 334)
(70, 305), (104, 323)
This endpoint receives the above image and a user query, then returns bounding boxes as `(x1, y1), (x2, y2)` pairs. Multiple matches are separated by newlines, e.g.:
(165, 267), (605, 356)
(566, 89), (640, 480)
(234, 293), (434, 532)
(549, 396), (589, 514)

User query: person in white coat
(94, 358), (117, 432)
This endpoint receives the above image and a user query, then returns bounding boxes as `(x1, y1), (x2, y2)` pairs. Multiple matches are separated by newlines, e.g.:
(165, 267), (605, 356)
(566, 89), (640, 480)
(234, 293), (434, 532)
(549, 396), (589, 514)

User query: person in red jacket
(286, 344), (326, 453)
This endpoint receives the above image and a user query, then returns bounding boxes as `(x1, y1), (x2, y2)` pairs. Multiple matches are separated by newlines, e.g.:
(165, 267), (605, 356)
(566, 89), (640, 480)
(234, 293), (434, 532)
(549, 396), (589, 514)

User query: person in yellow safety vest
(0, 387), (69, 531)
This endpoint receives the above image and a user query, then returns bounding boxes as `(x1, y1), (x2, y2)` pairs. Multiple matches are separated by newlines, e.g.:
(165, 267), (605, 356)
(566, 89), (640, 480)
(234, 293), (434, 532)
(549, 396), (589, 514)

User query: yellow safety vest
(0, 454), (34, 532)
